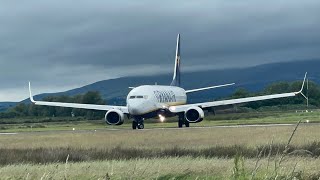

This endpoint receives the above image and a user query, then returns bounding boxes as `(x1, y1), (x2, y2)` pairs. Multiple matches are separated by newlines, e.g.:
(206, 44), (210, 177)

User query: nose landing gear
(132, 117), (144, 129)
(137, 122), (144, 129)
(178, 114), (190, 128)
(132, 121), (137, 129)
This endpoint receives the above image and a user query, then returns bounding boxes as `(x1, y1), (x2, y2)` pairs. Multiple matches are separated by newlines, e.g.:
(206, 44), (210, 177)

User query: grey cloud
(0, 0), (320, 101)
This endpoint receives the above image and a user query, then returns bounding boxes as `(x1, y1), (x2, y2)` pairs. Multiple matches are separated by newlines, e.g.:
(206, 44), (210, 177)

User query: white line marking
(135, 124), (297, 131)
(0, 133), (17, 135)
(215, 124), (295, 128)
(0, 123), (313, 134)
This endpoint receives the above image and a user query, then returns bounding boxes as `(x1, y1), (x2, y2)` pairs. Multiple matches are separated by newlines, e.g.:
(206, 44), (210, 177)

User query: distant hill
(16, 59), (320, 106)
(0, 102), (18, 112)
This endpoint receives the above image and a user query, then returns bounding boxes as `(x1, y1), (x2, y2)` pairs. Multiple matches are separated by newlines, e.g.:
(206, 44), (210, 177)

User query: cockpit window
(129, 95), (146, 99)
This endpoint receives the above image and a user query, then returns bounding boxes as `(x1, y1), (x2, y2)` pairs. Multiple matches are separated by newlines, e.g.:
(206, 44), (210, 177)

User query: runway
(0, 122), (316, 135)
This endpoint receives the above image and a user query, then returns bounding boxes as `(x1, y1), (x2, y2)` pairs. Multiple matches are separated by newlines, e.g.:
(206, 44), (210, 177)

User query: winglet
(298, 72), (307, 93)
(29, 82), (35, 103)
(296, 72), (308, 100)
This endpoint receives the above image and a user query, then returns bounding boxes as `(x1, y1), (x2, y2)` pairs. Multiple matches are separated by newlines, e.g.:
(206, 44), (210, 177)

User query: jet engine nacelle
(105, 109), (124, 125)
(184, 106), (204, 123)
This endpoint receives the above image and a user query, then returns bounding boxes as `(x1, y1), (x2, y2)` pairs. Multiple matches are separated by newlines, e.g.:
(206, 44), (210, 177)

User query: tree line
(229, 80), (318, 109)
(0, 80), (318, 119)
(0, 91), (106, 119)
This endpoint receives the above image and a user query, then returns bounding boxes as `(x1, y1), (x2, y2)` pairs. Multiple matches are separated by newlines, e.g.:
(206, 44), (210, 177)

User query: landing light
(158, 114), (166, 122)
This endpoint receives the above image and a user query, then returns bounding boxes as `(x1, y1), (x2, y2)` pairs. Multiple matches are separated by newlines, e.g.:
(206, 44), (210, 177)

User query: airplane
(28, 34), (308, 129)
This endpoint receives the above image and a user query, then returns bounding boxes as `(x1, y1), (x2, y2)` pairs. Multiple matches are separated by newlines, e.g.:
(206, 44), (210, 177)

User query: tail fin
(170, 34), (181, 87)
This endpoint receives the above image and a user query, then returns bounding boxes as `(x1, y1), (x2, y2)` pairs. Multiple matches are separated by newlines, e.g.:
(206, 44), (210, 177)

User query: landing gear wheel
(133, 117), (144, 130)
(185, 121), (190, 127)
(178, 119), (183, 128)
(137, 123), (144, 129)
(178, 114), (184, 128)
(132, 121), (137, 129)
(178, 114), (190, 128)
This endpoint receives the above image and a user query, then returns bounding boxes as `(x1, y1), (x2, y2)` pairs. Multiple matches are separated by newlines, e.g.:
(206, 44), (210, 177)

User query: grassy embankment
(1, 157), (320, 179)
(0, 110), (319, 178)
(0, 118), (319, 179)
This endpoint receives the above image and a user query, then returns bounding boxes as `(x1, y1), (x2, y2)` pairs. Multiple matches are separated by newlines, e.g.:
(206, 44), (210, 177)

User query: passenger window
(129, 96), (136, 99)
(136, 96), (143, 98)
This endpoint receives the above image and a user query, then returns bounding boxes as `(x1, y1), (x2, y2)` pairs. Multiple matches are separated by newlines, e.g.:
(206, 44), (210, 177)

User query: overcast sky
(0, 0), (320, 101)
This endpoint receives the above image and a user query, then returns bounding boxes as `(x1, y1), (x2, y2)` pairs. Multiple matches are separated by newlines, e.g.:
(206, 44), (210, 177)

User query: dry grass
(0, 142), (319, 165)
(0, 157), (319, 179)
(0, 124), (319, 149)
(0, 119), (319, 179)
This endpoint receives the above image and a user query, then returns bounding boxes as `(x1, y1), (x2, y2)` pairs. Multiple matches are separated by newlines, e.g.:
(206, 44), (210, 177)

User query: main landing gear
(132, 117), (144, 129)
(178, 114), (189, 128)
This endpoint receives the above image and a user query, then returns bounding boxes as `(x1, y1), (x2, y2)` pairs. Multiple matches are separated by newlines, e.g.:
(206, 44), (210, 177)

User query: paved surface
(1, 122), (318, 135)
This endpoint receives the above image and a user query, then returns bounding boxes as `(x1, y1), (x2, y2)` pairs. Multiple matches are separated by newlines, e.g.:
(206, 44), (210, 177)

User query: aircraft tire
(178, 119), (183, 128)
(137, 122), (144, 129)
(132, 121), (137, 129)
(185, 121), (190, 127)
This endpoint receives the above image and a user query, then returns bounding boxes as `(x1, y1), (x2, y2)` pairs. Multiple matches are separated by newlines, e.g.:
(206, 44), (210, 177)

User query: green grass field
(1, 157), (319, 179)
(0, 110), (319, 133)
(0, 110), (319, 179)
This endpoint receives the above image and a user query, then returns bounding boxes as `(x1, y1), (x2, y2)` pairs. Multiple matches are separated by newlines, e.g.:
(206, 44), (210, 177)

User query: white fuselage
(127, 85), (187, 116)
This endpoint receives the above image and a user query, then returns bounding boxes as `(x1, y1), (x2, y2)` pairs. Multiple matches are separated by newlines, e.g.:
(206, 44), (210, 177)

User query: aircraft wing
(29, 82), (128, 113)
(185, 83), (235, 93)
(169, 73), (307, 113)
